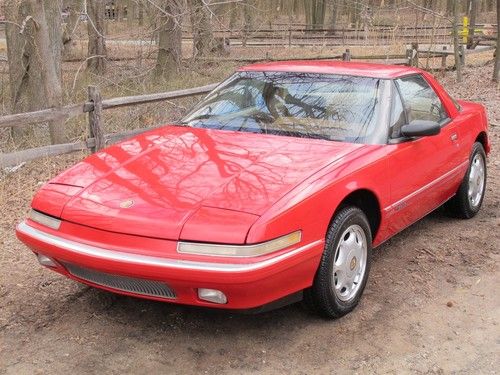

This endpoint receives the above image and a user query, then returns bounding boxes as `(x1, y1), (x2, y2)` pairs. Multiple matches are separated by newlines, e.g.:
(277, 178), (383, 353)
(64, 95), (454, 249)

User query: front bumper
(16, 221), (324, 310)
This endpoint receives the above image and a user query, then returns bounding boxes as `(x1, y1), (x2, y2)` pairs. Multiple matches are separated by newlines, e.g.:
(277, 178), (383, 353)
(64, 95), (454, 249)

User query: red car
(17, 62), (490, 318)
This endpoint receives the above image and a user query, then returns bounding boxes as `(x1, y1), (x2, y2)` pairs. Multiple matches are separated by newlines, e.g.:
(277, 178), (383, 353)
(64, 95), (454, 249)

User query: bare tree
(452, 0), (463, 82)
(446, 0), (454, 15)
(86, 0), (107, 75)
(154, 0), (182, 78)
(466, 0), (477, 49)
(328, 0), (341, 34)
(62, 0), (83, 57)
(305, 0), (326, 30)
(242, 0), (254, 47)
(137, 0), (145, 26)
(228, 0), (238, 29)
(189, 0), (214, 57)
(4, 0), (65, 143)
(32, 0), (65, 143)
(494, 0), (500, 82)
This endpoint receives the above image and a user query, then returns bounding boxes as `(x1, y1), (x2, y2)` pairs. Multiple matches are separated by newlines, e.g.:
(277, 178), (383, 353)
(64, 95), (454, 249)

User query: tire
(303, 206), (372, 319)
(445, 142), (487, 219)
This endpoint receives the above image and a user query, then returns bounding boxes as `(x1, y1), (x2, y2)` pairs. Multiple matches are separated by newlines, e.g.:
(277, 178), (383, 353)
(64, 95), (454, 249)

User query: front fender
(246, 145), (391, 246)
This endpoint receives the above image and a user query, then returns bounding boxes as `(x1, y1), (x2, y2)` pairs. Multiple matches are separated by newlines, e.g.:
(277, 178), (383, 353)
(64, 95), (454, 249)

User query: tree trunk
(86, 0), (107, 75)
(349, 1), (361, 25)
(4, 0), (64, 142)
(124, 0), (132, 23)
(138, 1), (144, 26)
(329, 0), (341, 34)
(228, 1), (238, 30)
(315, 0), (326, 30)
(189, 0), (214, 57)
(493, 0), (500, 82)
(32, 0), (65, 144)
(486, 0), (494, 12)
(466, 0), (477, 49)
(305, 0), (326, 30)
(63, 0), (83, 58)
(242, 0), (253, 47)
(446, 0), (454, 15)
(154, 1), (182, 79)
(423, 0), (434, 10)
(5, 0), (42, 121)
(453, 0), (463, 82)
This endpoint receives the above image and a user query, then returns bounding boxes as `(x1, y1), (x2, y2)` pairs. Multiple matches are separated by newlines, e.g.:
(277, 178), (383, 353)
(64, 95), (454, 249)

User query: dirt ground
(0, 63), (499, 374)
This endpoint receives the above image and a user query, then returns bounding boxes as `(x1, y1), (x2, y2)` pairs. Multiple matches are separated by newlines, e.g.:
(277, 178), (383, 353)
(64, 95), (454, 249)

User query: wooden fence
(0, 83), (218, 168)
(183, 23), (497, 47)
(0, 46), (480, 169)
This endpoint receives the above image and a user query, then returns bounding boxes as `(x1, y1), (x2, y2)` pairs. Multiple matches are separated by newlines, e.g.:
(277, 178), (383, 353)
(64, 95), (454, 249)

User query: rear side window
(395, 75), (448, 124)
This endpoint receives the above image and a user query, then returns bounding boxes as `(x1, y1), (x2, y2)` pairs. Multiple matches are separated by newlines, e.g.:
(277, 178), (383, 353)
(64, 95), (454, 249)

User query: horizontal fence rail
(0, 44), (495, 169)
(101, 83), (218, 110)
(0, 104), (89, 129)
(0, 84), (217, 168)
(1, 142), (89, 168)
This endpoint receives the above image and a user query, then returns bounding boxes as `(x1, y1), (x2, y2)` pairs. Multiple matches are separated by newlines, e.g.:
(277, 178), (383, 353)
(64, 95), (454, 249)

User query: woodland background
(0, 2), (499, 374)
(0, 0), (498, 157)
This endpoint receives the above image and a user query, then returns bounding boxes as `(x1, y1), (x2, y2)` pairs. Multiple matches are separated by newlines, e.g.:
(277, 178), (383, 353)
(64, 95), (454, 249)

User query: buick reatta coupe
(17, 61), (490, 318)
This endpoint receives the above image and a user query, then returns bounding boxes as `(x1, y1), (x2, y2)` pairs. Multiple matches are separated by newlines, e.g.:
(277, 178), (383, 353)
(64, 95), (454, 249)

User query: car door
(384, 74), (462, 234)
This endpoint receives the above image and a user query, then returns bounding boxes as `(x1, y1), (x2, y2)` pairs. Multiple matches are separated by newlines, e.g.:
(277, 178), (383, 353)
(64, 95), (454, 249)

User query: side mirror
(401, 120), (441, 138)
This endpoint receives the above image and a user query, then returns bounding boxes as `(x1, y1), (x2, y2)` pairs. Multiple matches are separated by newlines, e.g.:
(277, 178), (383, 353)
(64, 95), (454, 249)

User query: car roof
(238, 60), (423, 79)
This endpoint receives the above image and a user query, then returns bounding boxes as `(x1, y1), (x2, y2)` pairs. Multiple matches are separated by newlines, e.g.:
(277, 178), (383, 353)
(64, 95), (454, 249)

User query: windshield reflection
(182, 72), (385, 144)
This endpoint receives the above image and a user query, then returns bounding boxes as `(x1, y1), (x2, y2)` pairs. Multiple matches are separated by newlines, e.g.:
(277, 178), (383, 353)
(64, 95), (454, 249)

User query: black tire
(445, 142), (487, 219)
(303, 206), (372, 319)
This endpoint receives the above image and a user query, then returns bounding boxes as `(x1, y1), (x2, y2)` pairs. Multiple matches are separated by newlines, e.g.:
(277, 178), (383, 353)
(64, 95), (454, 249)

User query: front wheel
(445, 142), (487, 219)
(303, 206), (372, 319)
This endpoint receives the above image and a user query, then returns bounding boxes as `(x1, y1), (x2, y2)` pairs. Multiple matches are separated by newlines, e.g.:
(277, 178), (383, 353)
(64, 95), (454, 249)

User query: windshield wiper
(264, 125), (332, 141)
(180, 113), (214, 124)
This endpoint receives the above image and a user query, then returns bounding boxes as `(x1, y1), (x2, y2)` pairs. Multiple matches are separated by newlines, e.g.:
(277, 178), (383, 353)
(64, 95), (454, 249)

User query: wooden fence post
(412, 42), (419, 67)
(441, 45), (448, 76)
(406, 43), (419, 67)
(88, 86), (105, 152)
(406, 47), (413, 66)
(342, 49), (351, 61)
(459, 44), (466, 65)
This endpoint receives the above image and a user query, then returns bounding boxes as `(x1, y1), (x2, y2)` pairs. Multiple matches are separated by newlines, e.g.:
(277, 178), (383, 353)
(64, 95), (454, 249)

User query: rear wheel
(304, 206), (372, 319)
(446, 142), (487, 219)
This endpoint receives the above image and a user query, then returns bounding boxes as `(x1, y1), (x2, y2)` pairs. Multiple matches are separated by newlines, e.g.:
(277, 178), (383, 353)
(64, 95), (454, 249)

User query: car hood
(44, 126), (365, 241)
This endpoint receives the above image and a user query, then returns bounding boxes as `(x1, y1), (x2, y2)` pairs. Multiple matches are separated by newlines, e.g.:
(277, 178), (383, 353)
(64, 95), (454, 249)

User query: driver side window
(395, 75), (448, 126)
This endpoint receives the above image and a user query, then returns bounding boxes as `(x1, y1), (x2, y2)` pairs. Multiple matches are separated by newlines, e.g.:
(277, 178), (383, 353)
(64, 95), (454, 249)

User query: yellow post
(462, 16), (469, 44)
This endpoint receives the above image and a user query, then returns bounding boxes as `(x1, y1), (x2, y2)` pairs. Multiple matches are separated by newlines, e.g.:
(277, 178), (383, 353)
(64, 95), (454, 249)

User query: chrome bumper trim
(18, 222), (322, 273)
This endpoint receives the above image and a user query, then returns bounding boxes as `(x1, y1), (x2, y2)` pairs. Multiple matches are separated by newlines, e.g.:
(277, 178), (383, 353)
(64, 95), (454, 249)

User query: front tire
(446, 142), (487, 219)
(304, 206), (372, 319)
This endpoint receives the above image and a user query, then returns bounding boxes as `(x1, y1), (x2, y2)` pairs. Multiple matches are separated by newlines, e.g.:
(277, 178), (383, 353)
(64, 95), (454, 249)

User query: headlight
(29, 209), (61, 230)
(177, 230), (301, 257)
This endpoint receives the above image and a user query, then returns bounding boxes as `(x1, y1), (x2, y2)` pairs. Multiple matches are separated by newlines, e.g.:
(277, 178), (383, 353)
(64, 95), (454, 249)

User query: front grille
(63, 262), (176, 299)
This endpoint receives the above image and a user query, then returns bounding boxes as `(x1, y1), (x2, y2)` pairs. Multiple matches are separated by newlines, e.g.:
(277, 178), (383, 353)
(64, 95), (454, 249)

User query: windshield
(182, 71), (387, 144)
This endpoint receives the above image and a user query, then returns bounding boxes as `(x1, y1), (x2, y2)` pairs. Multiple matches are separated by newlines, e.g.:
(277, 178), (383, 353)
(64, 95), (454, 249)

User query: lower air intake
(63, 262), (176, 299)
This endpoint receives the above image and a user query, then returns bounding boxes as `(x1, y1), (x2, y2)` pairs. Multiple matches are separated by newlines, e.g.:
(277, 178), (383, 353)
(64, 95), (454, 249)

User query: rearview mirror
(401, 120), (441, 138)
